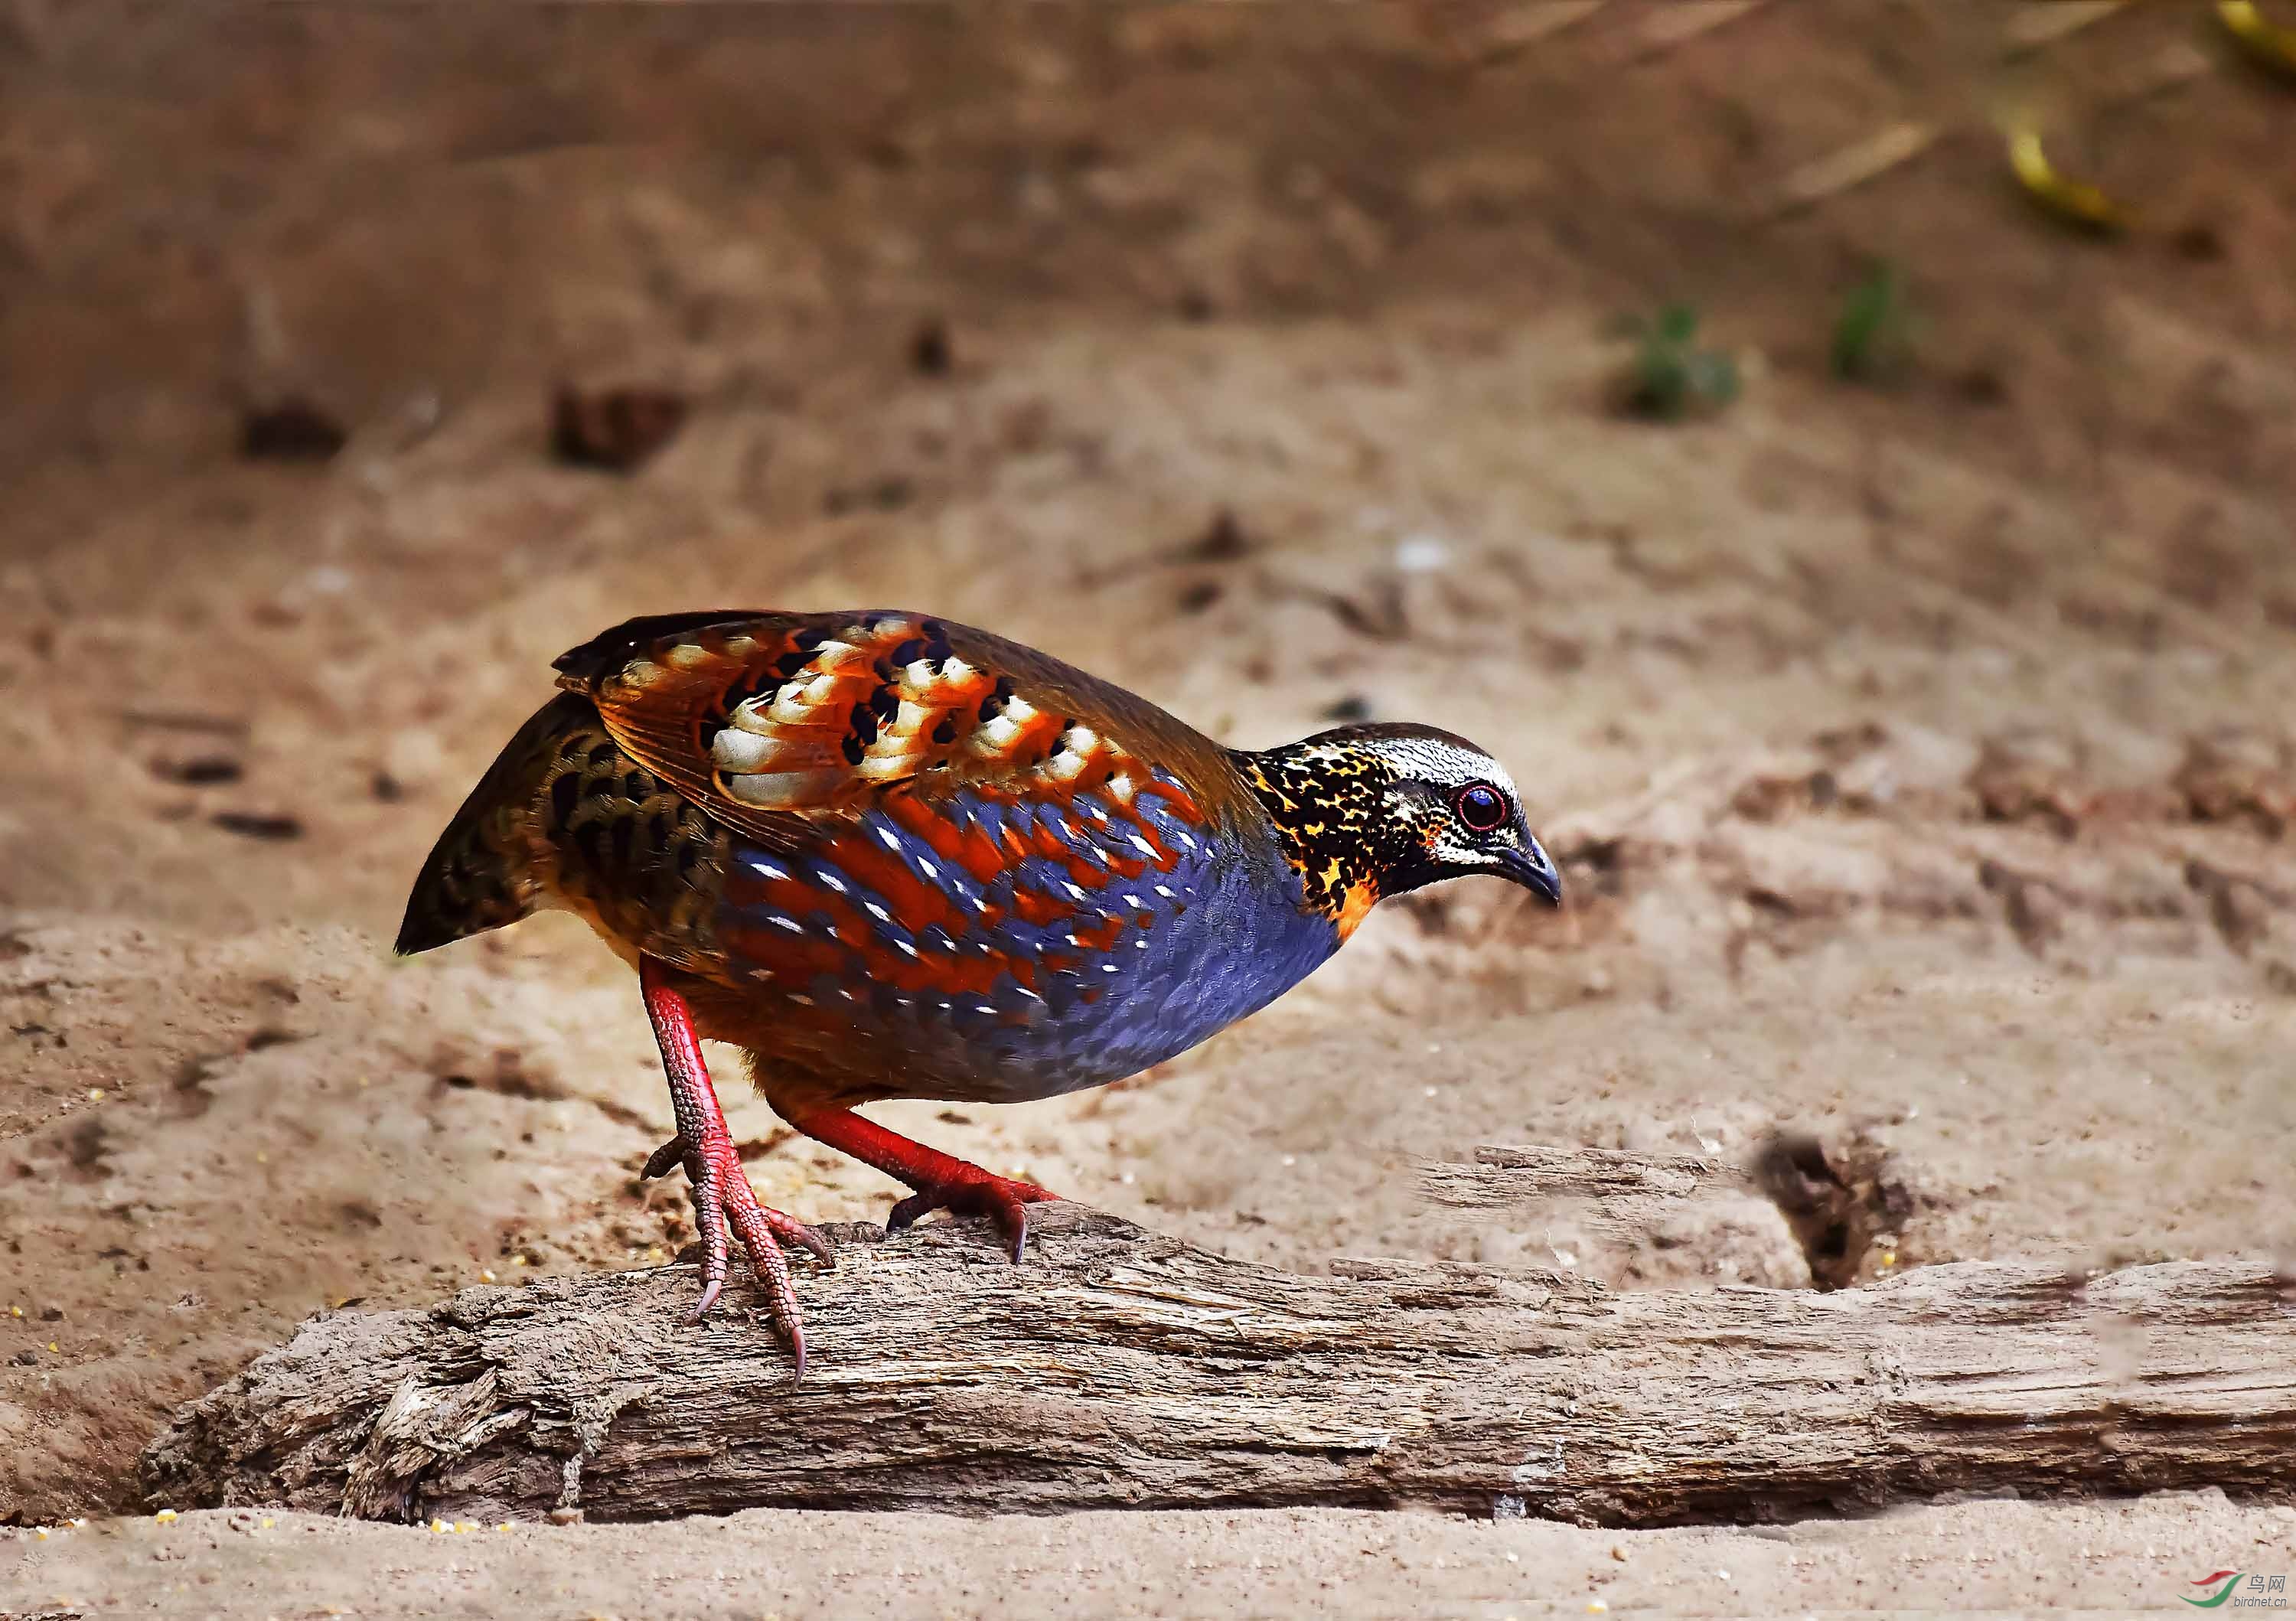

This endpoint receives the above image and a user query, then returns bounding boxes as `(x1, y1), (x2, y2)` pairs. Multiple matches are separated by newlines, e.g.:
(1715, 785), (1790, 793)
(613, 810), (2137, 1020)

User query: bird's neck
(1228, 735), (1397, 941)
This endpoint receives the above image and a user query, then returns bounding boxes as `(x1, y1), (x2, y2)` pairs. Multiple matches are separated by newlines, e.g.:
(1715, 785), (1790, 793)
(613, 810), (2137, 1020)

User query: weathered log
(141, 1202), (2296, 1526)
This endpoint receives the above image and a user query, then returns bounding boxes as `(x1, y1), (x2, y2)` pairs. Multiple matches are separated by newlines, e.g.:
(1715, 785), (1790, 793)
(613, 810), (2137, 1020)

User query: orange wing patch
(710, 625), (1006, 807)
(708, 623), (1101, 808)
(565, 612), (1192, 850)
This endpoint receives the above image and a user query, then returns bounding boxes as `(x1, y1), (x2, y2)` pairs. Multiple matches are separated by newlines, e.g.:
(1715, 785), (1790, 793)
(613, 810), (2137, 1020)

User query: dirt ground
(10, 1493), (2296, 1619)
(5, 2), (2294, 1614)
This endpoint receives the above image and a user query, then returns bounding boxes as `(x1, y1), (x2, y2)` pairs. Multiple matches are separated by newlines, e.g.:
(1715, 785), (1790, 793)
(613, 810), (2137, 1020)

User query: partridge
(398, 610), (1561, 1371)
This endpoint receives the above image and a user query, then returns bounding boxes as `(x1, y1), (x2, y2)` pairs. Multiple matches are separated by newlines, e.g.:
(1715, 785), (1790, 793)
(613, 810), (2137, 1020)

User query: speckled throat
(1229, 732), (1404, 938)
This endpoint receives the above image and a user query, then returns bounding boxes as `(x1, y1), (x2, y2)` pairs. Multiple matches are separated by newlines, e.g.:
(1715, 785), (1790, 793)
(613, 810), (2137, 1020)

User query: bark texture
(141, 1202), (2296, 1526)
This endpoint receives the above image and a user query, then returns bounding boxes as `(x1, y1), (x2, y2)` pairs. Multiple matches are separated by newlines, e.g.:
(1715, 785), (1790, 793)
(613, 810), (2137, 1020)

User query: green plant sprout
(1616, 303), (1740, 421)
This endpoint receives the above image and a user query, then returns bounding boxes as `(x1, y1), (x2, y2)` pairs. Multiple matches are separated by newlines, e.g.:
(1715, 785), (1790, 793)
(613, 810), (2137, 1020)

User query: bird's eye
(1454, 783), (1508, 832)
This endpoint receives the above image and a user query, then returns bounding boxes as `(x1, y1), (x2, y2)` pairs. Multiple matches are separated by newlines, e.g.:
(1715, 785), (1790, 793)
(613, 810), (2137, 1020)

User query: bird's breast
(710, 774), (1337, 1102)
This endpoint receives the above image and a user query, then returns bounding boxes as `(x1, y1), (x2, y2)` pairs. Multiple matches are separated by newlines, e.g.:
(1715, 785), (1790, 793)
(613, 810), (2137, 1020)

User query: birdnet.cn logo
(2182, 1571), (2289, 1609)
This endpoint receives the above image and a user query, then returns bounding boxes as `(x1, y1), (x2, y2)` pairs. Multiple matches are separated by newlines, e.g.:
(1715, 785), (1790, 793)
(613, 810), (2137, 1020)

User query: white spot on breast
(788, 993), (814, 1006)
(865, 902), (891, 922)
(1101, 964), (1119, 974)
(1154, 885), (1174, 898)
(919, 857), (938, 880)
(749, 859), (787, 881)
(1122, 894), (1143, 909)
(1016, 986), (1045, 1003)
(819, 872), (847, 892)
(896, 940), (920, 957)
(1063, 882), (1087, 900)
(1129, 834), (1156, 856)
(878, 827), (902, 850)
(1176, 831), (1196, 850)
(974, 1004), (996, 1015)
(771, 915), (804, 934)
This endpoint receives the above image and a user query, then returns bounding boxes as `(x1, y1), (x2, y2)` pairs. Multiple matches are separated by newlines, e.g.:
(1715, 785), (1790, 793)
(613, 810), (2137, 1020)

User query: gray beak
(1497, 831), (1564, 907)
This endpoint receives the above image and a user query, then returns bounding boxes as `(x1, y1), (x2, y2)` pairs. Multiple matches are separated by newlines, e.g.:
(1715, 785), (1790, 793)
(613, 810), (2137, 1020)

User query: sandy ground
(5, 2), (2295, 1613)
(9, 1494), (2296, 1620)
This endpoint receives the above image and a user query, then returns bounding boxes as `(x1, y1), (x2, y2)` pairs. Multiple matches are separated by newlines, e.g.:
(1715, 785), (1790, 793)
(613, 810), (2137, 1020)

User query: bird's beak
(1496, 830), (1564, 907)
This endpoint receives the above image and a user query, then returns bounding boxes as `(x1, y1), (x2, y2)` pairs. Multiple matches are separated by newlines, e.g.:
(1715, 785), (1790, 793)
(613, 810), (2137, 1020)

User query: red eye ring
(1454, 783), (1508, 832)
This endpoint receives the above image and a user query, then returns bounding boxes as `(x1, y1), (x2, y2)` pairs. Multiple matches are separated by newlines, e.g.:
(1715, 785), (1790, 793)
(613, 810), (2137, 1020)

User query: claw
(673, 1143), (834, 1356)
(642, 1134), (689, 1180)
(779, 1217), (839, 1268)
(997, 1202), (1031, 1267)
(882, 1169), (1054, 1264)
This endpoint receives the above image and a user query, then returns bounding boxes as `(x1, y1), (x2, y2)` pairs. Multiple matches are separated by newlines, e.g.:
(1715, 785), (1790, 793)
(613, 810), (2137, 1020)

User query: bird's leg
(637, 958), (833, 1369)
(775, 1105), (1058, 1264)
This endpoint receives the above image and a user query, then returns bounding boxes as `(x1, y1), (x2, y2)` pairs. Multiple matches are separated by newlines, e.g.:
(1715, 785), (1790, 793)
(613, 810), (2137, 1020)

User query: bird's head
(1234, 721), (1562, 939)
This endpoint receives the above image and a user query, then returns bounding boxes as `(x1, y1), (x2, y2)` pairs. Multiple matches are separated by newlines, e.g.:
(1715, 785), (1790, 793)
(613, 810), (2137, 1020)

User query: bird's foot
(885, 1165), (1059, 1264)
(644, 1130), (835, 1366)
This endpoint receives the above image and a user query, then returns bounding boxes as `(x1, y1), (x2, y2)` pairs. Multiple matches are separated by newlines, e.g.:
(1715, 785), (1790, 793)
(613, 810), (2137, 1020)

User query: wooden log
(140, 1203), (2296, 1526)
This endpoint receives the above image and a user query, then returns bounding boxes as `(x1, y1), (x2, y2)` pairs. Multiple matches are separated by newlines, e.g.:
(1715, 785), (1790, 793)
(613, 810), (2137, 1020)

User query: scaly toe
(884, 1189), (938, 1234)
(763, 1208), (837, 1267)
(883, 1172), (1058, 1263)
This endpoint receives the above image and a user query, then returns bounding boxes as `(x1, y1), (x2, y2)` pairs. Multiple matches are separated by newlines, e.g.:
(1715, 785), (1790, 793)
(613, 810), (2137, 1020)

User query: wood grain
(142, 1202), (2296, 1526)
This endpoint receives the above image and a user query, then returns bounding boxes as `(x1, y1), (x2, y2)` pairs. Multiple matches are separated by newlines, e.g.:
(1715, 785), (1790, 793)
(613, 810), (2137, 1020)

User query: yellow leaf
(2006, 128), (2131, 232)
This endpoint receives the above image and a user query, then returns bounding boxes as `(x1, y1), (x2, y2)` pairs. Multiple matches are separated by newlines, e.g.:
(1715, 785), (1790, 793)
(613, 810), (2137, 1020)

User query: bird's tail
(393, 692), (591, 955)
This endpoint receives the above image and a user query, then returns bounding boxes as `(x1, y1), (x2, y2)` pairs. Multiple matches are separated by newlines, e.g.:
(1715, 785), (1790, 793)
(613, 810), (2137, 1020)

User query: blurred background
(3, 0), (2293, 1525)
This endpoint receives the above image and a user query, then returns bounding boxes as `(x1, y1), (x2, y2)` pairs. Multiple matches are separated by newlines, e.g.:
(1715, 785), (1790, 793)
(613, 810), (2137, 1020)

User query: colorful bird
(397, 610), (1561, 1371)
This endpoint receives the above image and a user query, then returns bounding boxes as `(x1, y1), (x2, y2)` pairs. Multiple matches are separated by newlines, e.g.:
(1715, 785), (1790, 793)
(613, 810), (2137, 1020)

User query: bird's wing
(550, 609), (1232, 856)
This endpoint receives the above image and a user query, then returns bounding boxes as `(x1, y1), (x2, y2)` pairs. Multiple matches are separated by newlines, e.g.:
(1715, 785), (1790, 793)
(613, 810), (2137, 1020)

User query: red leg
(638, 959), (833, 1373)
(776, 1105), (1058, 1264)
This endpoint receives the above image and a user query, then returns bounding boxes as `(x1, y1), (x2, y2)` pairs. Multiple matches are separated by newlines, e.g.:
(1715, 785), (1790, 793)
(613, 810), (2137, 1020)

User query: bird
(396, 609), (1562, 1373)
